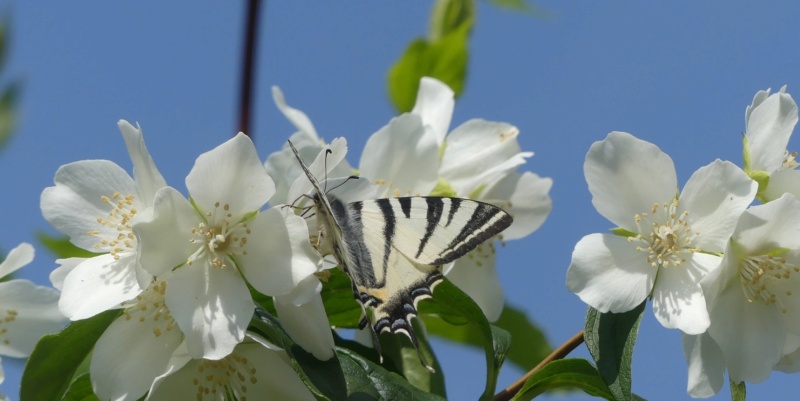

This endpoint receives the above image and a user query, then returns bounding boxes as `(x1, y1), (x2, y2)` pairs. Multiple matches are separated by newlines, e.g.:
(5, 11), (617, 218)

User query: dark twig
(492, 330), (586, 401)
(237, 0), (262, 138)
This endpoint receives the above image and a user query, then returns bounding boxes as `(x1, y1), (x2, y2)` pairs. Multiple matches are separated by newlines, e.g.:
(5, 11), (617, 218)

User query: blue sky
(1, 2), (800, 400)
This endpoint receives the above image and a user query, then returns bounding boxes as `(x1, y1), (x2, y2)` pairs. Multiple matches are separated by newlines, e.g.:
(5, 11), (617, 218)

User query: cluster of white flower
(35, 77), (552, 400)
(566, 87), (800, 397)
(0, 244), (65, 401)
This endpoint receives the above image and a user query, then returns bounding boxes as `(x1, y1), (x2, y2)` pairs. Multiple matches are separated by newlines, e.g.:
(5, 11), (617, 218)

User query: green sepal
(729, 378), (746, 401)
(610, 228), (638, 238)
(430, 177), (459, 197)
(742, 132), (751, 173)
(36, 232), (100, 259)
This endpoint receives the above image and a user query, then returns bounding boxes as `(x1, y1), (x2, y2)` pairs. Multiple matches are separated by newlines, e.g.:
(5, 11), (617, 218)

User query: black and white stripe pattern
(287, 140), (513, 370)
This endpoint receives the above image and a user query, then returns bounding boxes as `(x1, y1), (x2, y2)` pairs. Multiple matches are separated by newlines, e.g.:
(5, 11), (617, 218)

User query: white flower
(0, 244), (66, 398)
(359, 77), (552, 321)
(41, 120), (166, 320)
(90, 280), (183, 401)
(266, 86), (353, 206)
(684, 194), (800, 392)
(566, 132), (757, 334)
(146, 334), (315, 401)
(743, 86), (800, 201)
(134, 133), (320, 360)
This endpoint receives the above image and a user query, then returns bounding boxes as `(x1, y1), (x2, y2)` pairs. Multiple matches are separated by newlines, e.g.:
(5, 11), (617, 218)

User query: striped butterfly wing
(335, 196), (512, 369)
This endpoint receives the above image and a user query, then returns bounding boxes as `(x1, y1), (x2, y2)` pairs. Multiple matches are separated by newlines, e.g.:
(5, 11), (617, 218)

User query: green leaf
(429, 0), (475, 41)
(730, 379), (746, 401)
(380, 319), (446, 397)
(21, 310), (120, 401)
(584, 302), (646, 401)
(250, 309), (446, 401)
(425, 303), (551, 370)
(61, 374), (100, 401)
(419, 280), (511, 400)
(319, 268), (363, 327)
(511, 359), (614, 401)
(36, 232), (100, 259)
(387, 13), (472, 113)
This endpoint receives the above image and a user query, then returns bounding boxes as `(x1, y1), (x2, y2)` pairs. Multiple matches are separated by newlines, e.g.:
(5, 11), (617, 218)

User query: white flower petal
(59, 253), (142, 320)
(763, 168), (800, 201)
(440, 120), (531, 196)
(566, 233), (655, 313)
(272, 86), (320, 141)
(238, 208), (320, 299)
(0, 280), (64, 357)
(41, 160), (139, 250)
(135, 187), (199, 277)
(118, 120), (167, 207)
(584, 132), (678, 231)
(411, 77), (454, 145)
(274, 294), (335, 360)
(481, 171), (552, 241)
(360, 113), (439, 197)
(733, 194), (800, 254)
(776, 333), (800, 373)
(444, 252), (504, 322)
(186, 133), (275, 213)
(49, 257), (82, 291)
(147, 343), (314, 401)
(91, 310), (183, 401)
(707, 282), (784, 383)
(286, 137), (350, 205)
(682, 333), (725, 398)
(745, 88), (798, 172)
(166, 263), (252, 360)
(650, 253), (718, 334)
(679, 160), (756, 253)
(0, 243), (34, 278)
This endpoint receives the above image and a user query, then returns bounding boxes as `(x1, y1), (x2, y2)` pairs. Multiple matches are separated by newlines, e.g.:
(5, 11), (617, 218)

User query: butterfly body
(289, 141), (512, 368)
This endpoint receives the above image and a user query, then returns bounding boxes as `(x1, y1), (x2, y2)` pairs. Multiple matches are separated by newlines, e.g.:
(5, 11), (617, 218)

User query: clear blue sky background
(1, 2), (799, 400)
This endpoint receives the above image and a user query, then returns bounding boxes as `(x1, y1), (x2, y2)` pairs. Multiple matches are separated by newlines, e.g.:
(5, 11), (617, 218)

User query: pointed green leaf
(419, 280), (511, 401)
(387, 15), (472, 113)
(429, 0), (475, 41)
(21, 310), (120, 401)
(319, 268), (363, 327)
(381, 319), (446, 397)
(425, 304), (551, 370)
(511, 359), (614, 401)
(36, 232), (99, 259)
(250, 309), (446, 401)
(61, 374), (100, 401)
(584, 302), (646, 401)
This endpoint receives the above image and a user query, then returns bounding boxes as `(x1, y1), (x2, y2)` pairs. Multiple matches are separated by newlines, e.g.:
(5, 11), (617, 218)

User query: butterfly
(288, 140), (513, 370)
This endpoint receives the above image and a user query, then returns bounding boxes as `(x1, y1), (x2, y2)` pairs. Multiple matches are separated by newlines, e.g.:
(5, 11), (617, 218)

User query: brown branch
(237, 0), (262, 138)
(492, 330), (585, 401)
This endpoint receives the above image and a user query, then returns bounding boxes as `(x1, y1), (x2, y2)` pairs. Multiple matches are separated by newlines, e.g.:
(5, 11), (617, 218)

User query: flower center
(630, 200), (699, 268)
(191, 352), (258, 401)
(187, 202), (250, 269)
(88, 192), (138, 260)
(783, 150), (799, 169)
(122, 280), (176, 338)
(739, 254), (799, 312)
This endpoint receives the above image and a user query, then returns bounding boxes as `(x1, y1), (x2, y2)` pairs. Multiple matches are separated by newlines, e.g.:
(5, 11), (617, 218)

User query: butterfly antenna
(326, 175), (360, 193)
(322, 148), (333, 193)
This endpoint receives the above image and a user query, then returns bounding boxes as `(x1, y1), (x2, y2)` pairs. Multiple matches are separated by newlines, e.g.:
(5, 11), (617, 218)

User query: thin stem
(237, 0), (262, 138)
(492, 330), (585, 401)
